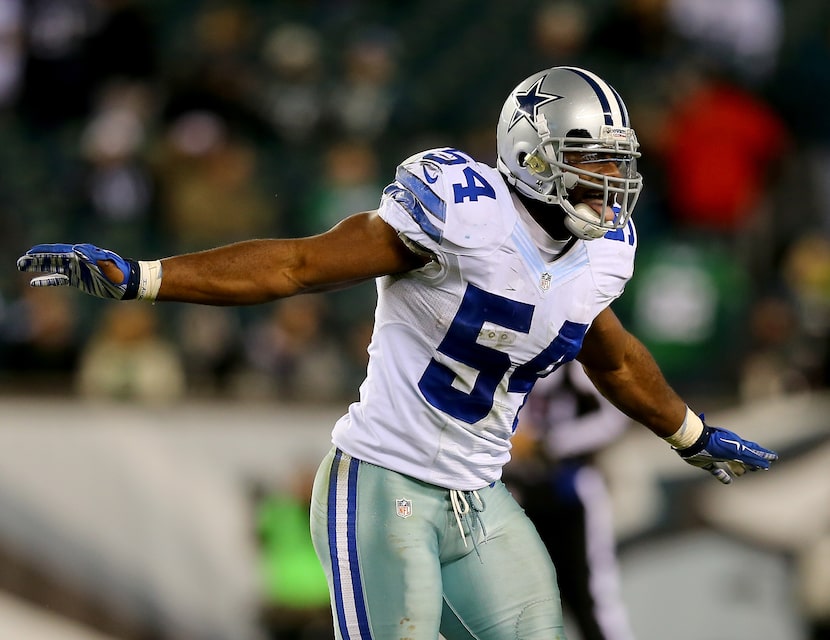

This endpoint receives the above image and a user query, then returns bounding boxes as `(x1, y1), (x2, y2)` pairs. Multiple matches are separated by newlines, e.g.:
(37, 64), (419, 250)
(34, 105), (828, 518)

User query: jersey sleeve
(377, 147), (515, 257)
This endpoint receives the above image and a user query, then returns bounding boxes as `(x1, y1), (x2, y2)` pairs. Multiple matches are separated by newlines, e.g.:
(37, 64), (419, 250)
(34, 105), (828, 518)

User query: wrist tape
(664, 407), (705, 450)
(123, 260), (163, 301)
(136, 260), (163, 300)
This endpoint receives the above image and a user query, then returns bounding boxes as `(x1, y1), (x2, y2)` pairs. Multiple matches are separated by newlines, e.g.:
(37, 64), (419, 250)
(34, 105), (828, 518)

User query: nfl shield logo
(540, 272), (552, 291)
(395, 498), (413, 519)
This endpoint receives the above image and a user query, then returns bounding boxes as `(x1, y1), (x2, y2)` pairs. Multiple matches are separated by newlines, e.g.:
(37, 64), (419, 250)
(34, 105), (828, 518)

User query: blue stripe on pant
(327, 449), (373, 639)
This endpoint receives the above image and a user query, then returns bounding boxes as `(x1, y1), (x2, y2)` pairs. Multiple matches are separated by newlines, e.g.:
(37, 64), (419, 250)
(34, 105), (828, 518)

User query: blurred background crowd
(2, 0), (830, 407)
(0, 0), (829, 639)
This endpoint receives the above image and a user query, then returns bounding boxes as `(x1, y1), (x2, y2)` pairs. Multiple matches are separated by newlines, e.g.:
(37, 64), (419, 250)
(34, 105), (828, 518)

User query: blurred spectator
(175, 305), (244, 397)
(0, 0), (23, 108)
(530, 1), (590, 63)
(498, 0), (592, 106)
(666, 0), (783, 85)
(655, 63), (789, 286)
(738, 294), (813, 401)
(237, 296), (348, 403)
(83, 0), (157, 91)
(783, 235), (830, 336)
(2, 285), (80, 388)
(769, 16), (830, 236)
(504, 362), (635, 640)
(591, 0), (674, 64)
(256, 22), (326, 145)
(153, 110), (277, 254)
(163, 2), (262, 134)
(250, 21), (328, 216)
(326, 27), (402, 140)
(17, 0), (101, 127)
(298, 138), (383, 236)
(658, 64), (788, 236)
(77, 80), (158, 255)
(76, 303), (186, 403)
(254, 469), (333, 640)
(780, 234), (830, 387)
(17, 0), (156, 128)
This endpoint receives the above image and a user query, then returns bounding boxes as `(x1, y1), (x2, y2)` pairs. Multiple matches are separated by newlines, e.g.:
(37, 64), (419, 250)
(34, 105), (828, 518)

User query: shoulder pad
(380, 147), (515, 254)
(585, 220), (638, 297)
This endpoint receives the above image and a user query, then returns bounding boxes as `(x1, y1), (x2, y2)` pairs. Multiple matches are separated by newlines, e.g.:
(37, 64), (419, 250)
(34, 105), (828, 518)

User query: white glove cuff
(664, 407), (704, 449)
(136, 260), (163, 301)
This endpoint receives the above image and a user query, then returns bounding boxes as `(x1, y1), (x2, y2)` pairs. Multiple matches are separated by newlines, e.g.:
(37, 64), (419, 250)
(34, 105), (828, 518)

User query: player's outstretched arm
(577, 307), (778, 484)
(17, 211), (427, 306)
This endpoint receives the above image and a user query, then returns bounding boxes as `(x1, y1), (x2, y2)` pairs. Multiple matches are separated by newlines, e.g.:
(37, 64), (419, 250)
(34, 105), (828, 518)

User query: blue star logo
(508, 76), (562, 131)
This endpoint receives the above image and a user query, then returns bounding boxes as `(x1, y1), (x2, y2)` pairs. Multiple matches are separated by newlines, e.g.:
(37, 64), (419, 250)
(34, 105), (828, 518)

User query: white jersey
(331, 147), (636, 490)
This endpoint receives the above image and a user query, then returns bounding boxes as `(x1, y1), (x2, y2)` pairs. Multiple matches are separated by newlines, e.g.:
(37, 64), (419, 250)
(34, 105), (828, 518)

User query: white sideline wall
(0, 397), (340, 640)
(0, 392), (826, 640)
(0, 590), (122, 640)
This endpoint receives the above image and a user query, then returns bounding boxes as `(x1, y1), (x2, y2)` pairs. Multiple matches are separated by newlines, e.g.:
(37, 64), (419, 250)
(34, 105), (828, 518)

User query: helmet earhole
(517, 152), (527, 166)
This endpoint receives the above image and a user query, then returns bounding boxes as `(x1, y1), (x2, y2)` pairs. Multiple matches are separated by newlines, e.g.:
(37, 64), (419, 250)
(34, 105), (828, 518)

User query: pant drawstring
(450, 489), (487, 561)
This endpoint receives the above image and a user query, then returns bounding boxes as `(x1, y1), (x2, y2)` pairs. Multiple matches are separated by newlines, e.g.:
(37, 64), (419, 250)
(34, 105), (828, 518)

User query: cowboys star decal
(508, 76), (562, 131)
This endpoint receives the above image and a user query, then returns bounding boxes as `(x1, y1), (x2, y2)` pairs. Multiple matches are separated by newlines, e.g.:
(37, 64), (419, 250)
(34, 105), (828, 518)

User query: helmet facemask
(522, 115), (642, 239)
(496, 66), (644, 241)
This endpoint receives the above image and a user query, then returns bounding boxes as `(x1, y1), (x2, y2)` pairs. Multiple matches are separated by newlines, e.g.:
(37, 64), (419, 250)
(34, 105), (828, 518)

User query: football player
(18, 66), (777, 640)
(504, 360), (635, 640)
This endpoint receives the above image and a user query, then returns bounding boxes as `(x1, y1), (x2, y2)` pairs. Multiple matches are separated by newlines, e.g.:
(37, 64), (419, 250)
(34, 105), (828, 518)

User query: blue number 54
(418, 284), (588, 424)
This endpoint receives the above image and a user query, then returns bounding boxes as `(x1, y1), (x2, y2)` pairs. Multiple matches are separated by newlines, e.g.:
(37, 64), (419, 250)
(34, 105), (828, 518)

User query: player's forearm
(156, 239), (307, 305)
(582, 336), (687, 438)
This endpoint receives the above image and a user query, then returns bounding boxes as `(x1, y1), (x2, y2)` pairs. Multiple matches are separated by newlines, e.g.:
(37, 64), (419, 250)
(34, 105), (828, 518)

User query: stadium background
(0, 0), (829, 638)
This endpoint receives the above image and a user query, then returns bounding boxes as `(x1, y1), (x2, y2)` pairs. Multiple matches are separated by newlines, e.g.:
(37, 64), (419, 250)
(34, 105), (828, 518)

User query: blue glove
(17, 243), (140, 300)
(676, 417), (778, 484)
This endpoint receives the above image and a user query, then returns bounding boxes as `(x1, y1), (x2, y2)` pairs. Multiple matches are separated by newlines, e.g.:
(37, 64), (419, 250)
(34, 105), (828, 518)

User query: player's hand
(17, 243), (140, 300)
(676, 418), (778, 484)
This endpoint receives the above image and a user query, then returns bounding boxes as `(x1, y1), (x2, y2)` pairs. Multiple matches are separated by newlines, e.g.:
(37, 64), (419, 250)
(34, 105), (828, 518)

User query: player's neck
(512, 193), (575, 261)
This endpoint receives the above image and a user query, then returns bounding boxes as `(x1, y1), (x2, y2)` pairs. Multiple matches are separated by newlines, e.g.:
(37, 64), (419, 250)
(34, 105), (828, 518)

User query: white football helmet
(496, 66), (643, 239)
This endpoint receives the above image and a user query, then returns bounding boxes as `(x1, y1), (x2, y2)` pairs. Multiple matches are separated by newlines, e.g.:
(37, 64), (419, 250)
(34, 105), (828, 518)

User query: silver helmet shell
(496, 66), (643, 239)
